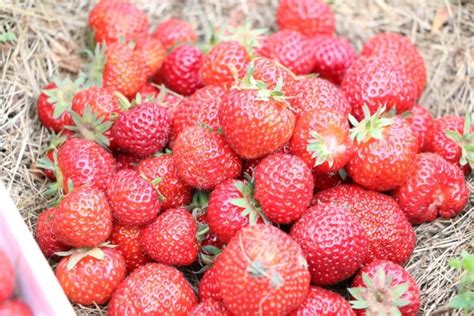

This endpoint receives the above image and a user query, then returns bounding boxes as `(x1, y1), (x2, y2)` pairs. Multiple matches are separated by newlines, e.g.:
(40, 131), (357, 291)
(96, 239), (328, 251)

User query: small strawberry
(405, 104), (433, 150)
(290, 286), (355, 316)
(173, 126), (242, 190)
(249, 57), (297, 91)
(0, 300), (32, 316)
(108, 263), (197, 315)
(0, 250), (14, 302)
(199, 263), (223, 302)
(35, 208), (70, 258)
(134, 36), (166, 77)
(152, 18), (197, 50)
(349, 260), (420, 316)
(191, 300), (230, 316)
(109, 223), (151, 272)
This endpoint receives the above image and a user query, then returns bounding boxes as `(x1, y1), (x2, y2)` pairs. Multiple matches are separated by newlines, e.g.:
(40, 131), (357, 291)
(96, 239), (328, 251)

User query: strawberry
(191, 300), (230, 316)
(349, 260), (420, 316)
(114, 153), (140, 170)
(108, 263), (197, 315)
(311, 35), (357, 84)
(313, 171), (344, 191)
(35, 208), (70, 258)
(152, 18), (197, 50)
(199, 263), (223, 302)
(347, 107), (418, 191)
(140, 207), (198, 266)
(136, 154), (193, 210)
(0, 300), (32, 316)
(109, 223), (151, 272)
(259, 30), (314, 75)
(394, 153), (469, 224)
(135, 81), (160, 99)
(290, 286), (355, 316)
(0, 250), (14, 302)
(106, 169), (161, 226)
(162, 44), (204, 95)
(173, 126), (242, 190)
(254, 154), (314, 223)
(360, 32), (426, 98)
(134, 36), (166, 77)
(137, 84), (183, 119)
(291, 203), (368, 285)
(276, 0), (335, 37)
(53, 186), (113, 248)
(341, 56), (417, 121)
(55, 247), (126, 305)
(71, 86), (121, 120)
(249, 57), (297, 91)
(313, 184), (416, 265)
(405, 104), (433, 150)
(216, 224), (310, 315)
(39, 131), (71, 180)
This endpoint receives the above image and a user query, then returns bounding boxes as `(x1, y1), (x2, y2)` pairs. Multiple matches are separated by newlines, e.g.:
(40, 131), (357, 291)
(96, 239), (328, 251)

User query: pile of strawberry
(32, 0), (473, 315)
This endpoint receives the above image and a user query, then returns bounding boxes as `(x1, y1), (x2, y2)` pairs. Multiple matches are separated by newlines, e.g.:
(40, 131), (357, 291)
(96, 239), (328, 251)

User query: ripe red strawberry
(71, 86), (121, 120)
(140, 207), (198, 266)
(162, 44), (204, 95)
(136, 84), (183, 119)
(55, 247), (126, 305)
(290, 286), (355, 316)
(259, 30), (314, 75)
(276, 0), (335, 37)
(35, 208), (70, 257)
(199, 263), (223, 302)
(349, 260), (420, 316)
(109, 223), (151, 272)
(0, 250), (14, 302)
(405, 104), (433, 150)
(360, 32), (426, 98)
(53, 186), (113, 248)
(313, 171), (344, 191)
(313, 184), (416, 265)
(254, 154), (314, 223)
(108, 263), (197, 315)
(191, 300), (230, 316)
(152, 18), (197, 50)
(39, 131), (71, 180)
(347, 108), (418, 191)
(0, 300), (32, 316)
(135, 81), (160, 99)
(311, 35), (357, 84)
(173, 126), (242, 190)
(290, 109), (353, 174)
(394, 153), (469, 224)
(291, 203), (368, 285)
(114, 152), (140, 170)
(216, 224), (310, 315)
(136, 154), (193, 210)
(106, 169), (161, 226)
(341, 57), (417, 121)
(250, 57), (297, 91)
(219, 88), (295, 159)
(134, 36), (166, 77)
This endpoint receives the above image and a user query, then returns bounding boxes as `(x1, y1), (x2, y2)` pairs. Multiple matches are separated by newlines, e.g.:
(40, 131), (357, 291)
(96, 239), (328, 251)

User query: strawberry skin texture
(106, 169), (161, 226)
(251, 57), (297, 91)
(291, 203), (368, 285)
(71, 86), (121, 120)
(35, 208), (70, 258)
(162, 44), (204, 96)
(219, 89), (296, 159)
(255, 154), (314, 223)
(341, 56), (417, 121)
(0, 300), (32, 316)
(394, 153), (469, 224)
(108, 263), (197, 315)
(37, 83), (72, 132)
(109, 223), (151, 272)
(276, 0), (335, 37)
(55, 248), (126, 305)
(136, 155), (192, 210)
(191, 299), (230, 316)
(173, 126), (242, 190)
(313, 171), (343, 191)
(290, 286), (355, 316)
(313, 184), (416, 265)
(135, 36), (166, 77)
(152, 18), (197, 50)
(199, 263), (223, 302)
(405, 104), (433, 150)
(114, 152), (140, 170)
(0, 250), (14, 302)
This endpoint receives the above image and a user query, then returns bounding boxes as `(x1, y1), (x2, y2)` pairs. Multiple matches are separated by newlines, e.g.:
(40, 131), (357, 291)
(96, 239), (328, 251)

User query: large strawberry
(134, 35), (166, 77)
(313, 184), (416, 265)
(349, 260), (420, 316)
(108, 263), (197, 315)
(0, 300), (32, 316)
(291, 203), (368, 285)
(216, 224), (310, 315)
(290, 286), (355, 316)
(394, 153), (469, 224)
(0, 250), (14, 302)
(35, 208), (70, 258)
(405, 104), (433, 150)
(109, 223), (151, 272)
(191, 300), (229, 316)
(55, 247), (126, 305)
(173, 126), (242, 190)
(152, 18), (197, 50)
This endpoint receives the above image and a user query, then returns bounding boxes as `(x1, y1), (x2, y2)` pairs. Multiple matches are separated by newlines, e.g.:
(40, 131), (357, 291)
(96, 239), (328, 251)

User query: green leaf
(449, 292), (474, 310)
(0, 31), (17, 43)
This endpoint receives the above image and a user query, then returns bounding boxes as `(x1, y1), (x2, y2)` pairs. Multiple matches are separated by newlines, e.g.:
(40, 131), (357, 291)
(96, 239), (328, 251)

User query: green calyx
(82, 43), (106, 87)
(230, 177), (269, 225)
(67, 105), (112, 148)
(221, 21), (267, 56)
(445, 113), (474, 169)
(116, 91), (141, 111)
(44, 76), (85, 119)
(43, 131), (68, 153)
(307, 130), (335, 168)
(37, 150), (68, 206)
(349, 106), (394, 144)
(56, 242), (116, 271)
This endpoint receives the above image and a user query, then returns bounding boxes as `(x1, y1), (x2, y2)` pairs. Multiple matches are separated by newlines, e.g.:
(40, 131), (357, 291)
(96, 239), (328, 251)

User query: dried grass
(0, 0), (473, 315)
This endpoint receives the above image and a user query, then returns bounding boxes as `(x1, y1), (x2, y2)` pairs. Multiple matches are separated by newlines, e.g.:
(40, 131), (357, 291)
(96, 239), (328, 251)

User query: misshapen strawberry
(35, 208), (70, 258)
(0, 250), (14, 302)
(290, 286), (355, 316)
(109, 223), (151, 272)
(152, 18), (197, 50)
(405, 104), (433, 150)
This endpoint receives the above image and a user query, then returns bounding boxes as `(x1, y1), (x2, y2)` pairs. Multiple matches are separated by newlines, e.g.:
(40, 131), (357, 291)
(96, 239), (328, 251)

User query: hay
(0, 0), (472, 315)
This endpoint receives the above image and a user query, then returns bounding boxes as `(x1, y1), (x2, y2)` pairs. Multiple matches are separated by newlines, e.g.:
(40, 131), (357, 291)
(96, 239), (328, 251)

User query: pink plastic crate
(0, 182), (75, 316)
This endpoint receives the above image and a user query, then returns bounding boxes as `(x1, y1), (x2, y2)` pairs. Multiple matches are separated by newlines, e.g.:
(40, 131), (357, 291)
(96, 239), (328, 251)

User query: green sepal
(445, 113), (474, 169)
(349, 105), (394, 144)
(82, 43), (106, 87)
(230, 179), (270, 225)
(44, 76), (85, 119)
(66, 105), (112, 148)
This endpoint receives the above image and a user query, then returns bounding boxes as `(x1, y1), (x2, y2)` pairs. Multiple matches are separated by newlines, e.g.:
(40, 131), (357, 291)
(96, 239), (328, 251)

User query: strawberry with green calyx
(191, 299), (230, 316)
(290, 286), (355, 316)
(245, 57), (297, 92)
(219, 22), (268, 56)
(191, 199), (225, 252)
(67, 105), (113, 148)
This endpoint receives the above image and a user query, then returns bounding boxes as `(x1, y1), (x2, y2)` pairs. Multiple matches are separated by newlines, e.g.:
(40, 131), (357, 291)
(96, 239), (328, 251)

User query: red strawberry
(35, 208), (70, 257)
(291, 203), (368, 285)
(106, 169), (161, 226)
(191, 300), (230, 316)
(0, 300), (32, 316)
(199, 263), (223, 302)
(152, 18), (197, 50)
(341, 56), (417, 121)
(313, 184), (416, 265)
(108, 263), (197, 315)
(173, 126), (242, 190)
(109, 223), (151, 272)
(313, 171), (344, 191)
(114, 153), (140, 170)
(136, 154), (193, 210)
(394, 153), (469, 224)
(0, 250), (14, 302)
(71, 86), (121, 120)
(39, 131), (71, 180)
(162, 44), (204, 95)
(311, 35), (357, 84)
(254, 154), (314, 223)
(135, 36), (166, 77)
(276, 0), (335, 37)
(360, 32), (426, 98)
(290, 286), (355, 316)
(349, 260), (420, 316)
(137, 84), (183, 119)
(135, 81), (160, 99)
(347, 108), (418, 191)
(55, 247), (126, 305)
(405, 104), (433, 150)
(216, 224), (310, 315)
(249, 57), (297, 91)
